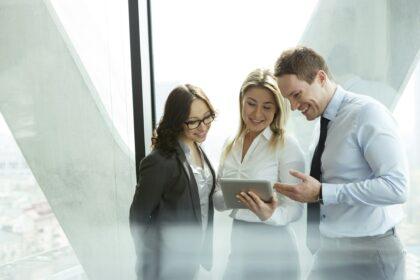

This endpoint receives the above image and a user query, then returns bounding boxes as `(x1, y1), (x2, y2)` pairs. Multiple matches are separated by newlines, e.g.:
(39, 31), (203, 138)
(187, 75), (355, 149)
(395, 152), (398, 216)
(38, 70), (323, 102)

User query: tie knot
(321, 117), (330, 131)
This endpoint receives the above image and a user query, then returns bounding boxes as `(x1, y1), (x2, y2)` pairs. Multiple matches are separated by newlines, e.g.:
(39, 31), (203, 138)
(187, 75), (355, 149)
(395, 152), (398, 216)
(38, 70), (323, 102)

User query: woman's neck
(179, 136), (196, 151)
(245, 129), (263, 142)
(179, 137), (202, 167)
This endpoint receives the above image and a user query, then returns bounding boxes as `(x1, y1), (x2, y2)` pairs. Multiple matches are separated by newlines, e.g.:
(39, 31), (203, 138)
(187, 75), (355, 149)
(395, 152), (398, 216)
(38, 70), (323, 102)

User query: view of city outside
(0, 115), (87, 279)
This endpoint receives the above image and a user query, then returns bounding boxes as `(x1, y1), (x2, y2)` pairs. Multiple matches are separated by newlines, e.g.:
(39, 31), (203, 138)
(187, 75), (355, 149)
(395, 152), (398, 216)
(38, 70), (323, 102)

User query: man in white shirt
(273, 46), (408, 280)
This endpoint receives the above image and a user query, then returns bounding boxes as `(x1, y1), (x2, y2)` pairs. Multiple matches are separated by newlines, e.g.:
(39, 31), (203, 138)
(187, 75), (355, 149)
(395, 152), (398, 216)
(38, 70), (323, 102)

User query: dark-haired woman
(129, 84), (216, 280)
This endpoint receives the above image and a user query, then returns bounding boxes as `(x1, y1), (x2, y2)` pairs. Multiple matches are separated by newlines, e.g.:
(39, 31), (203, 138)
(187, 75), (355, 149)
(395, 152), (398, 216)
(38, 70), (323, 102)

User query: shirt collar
(240, 126), (273, 141)
(261, 126), (273, 140)
(323, 85), (345, 122)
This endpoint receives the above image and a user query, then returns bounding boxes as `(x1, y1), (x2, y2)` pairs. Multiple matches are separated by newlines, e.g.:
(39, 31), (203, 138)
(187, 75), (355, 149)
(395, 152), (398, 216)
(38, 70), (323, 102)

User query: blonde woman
(214, 69), (305, 280)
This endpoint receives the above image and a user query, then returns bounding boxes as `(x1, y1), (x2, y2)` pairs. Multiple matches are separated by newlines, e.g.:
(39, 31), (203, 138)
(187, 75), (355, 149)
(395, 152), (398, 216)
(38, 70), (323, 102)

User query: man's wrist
(318, 184), (323, 204)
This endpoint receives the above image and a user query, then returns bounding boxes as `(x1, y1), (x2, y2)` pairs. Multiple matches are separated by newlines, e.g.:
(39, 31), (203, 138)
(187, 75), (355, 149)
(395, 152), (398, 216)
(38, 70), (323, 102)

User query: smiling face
(182, 98), (213, 144)
(276, 72), (328, 121)
(241, 87), (277, 134)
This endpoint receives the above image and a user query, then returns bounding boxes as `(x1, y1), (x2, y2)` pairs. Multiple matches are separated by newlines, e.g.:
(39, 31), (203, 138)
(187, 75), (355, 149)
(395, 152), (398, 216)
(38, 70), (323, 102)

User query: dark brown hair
(274, 46), (331, 84)
(152, 84), (215, 156)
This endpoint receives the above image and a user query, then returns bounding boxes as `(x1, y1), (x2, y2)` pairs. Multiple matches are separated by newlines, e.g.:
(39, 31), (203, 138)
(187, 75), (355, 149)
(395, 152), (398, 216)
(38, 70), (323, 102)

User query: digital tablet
(219, 178), (274, 209)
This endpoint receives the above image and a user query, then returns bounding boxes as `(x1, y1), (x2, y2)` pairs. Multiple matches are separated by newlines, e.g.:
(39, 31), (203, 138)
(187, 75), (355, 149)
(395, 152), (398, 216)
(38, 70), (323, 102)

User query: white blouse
(213, 127), (305, 226)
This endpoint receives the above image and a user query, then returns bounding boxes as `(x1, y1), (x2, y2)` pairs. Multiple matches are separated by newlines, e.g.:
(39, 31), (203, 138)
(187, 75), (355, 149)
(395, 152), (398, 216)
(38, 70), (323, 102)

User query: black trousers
(223, 219), (299, 280)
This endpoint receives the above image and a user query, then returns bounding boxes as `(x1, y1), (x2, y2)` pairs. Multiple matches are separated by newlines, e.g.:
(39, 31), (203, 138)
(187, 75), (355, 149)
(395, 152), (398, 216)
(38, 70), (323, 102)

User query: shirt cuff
(263, 216), (277, 226)
(232, 209), (258, 222)
(263, 207), (283, 226)
(321, 183), (341, 205)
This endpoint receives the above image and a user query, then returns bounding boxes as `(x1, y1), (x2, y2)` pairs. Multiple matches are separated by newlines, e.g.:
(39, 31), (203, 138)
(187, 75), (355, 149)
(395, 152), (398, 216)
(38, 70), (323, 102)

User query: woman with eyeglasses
(214, 69), (305, 280)
(129, 84), (216, 280)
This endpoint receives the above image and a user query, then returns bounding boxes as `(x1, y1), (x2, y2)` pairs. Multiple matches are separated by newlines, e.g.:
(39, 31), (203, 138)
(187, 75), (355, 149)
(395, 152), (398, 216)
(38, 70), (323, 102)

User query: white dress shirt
(179, 141), (213, 232)
(213, 128), (305, 226)
(319, 86), (408, 238)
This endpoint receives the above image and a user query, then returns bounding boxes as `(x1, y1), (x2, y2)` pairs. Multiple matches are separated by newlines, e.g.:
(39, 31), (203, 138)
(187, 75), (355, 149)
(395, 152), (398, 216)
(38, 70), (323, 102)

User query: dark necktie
(307, 116), (330, 254)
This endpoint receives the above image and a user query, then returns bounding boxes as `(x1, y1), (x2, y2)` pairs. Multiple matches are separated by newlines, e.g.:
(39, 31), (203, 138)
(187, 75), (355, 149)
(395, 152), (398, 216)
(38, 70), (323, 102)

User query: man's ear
(317, 70), (327, 86)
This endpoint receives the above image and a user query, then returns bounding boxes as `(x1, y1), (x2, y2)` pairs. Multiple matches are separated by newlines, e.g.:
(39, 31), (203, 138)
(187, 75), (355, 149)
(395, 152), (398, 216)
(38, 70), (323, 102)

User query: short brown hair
(274, 46), (331, 84)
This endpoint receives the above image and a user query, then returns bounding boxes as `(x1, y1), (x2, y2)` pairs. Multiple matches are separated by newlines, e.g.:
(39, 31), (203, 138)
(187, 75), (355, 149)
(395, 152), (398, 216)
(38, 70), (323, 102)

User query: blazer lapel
(175, 144), (202, 224)
(201, 148), (216, 196)
(201, 148), (215, 227)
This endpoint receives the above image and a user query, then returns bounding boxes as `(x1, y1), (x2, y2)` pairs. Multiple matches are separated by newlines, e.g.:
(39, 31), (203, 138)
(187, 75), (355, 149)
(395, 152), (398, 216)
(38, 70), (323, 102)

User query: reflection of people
(274, 46), (408, 280)
(129, 84), (216, 280)
(214, 68), (305, 280)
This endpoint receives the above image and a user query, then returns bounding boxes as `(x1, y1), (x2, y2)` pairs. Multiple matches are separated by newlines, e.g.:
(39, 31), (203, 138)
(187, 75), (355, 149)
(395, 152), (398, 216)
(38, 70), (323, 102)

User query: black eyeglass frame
(184, 114), (215, 130)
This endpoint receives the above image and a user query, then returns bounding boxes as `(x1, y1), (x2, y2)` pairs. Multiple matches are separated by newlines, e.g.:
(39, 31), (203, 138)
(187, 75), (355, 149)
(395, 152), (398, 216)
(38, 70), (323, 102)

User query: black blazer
(129, 143), (215, 280)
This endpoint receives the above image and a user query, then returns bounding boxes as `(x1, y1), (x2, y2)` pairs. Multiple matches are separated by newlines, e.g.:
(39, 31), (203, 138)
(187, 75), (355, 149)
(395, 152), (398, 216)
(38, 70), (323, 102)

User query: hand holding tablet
(219, 178), (275, 209)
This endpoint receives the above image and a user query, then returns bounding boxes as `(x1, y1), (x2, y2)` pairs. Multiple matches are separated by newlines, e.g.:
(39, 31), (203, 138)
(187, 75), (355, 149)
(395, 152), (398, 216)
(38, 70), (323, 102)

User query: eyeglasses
(184, 114), (215, 130)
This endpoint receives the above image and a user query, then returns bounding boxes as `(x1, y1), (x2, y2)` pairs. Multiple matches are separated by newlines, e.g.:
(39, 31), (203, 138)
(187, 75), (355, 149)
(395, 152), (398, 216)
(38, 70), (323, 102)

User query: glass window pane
(393, 62), (420, 280)
(0, 0), (135, 279)
(151, 1), (319, 278)
(151, 1), (420, 279)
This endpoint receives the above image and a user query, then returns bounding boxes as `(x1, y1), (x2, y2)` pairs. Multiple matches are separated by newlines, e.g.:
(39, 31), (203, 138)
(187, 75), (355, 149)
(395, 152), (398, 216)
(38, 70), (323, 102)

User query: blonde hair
(222, 68), (289, 160)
